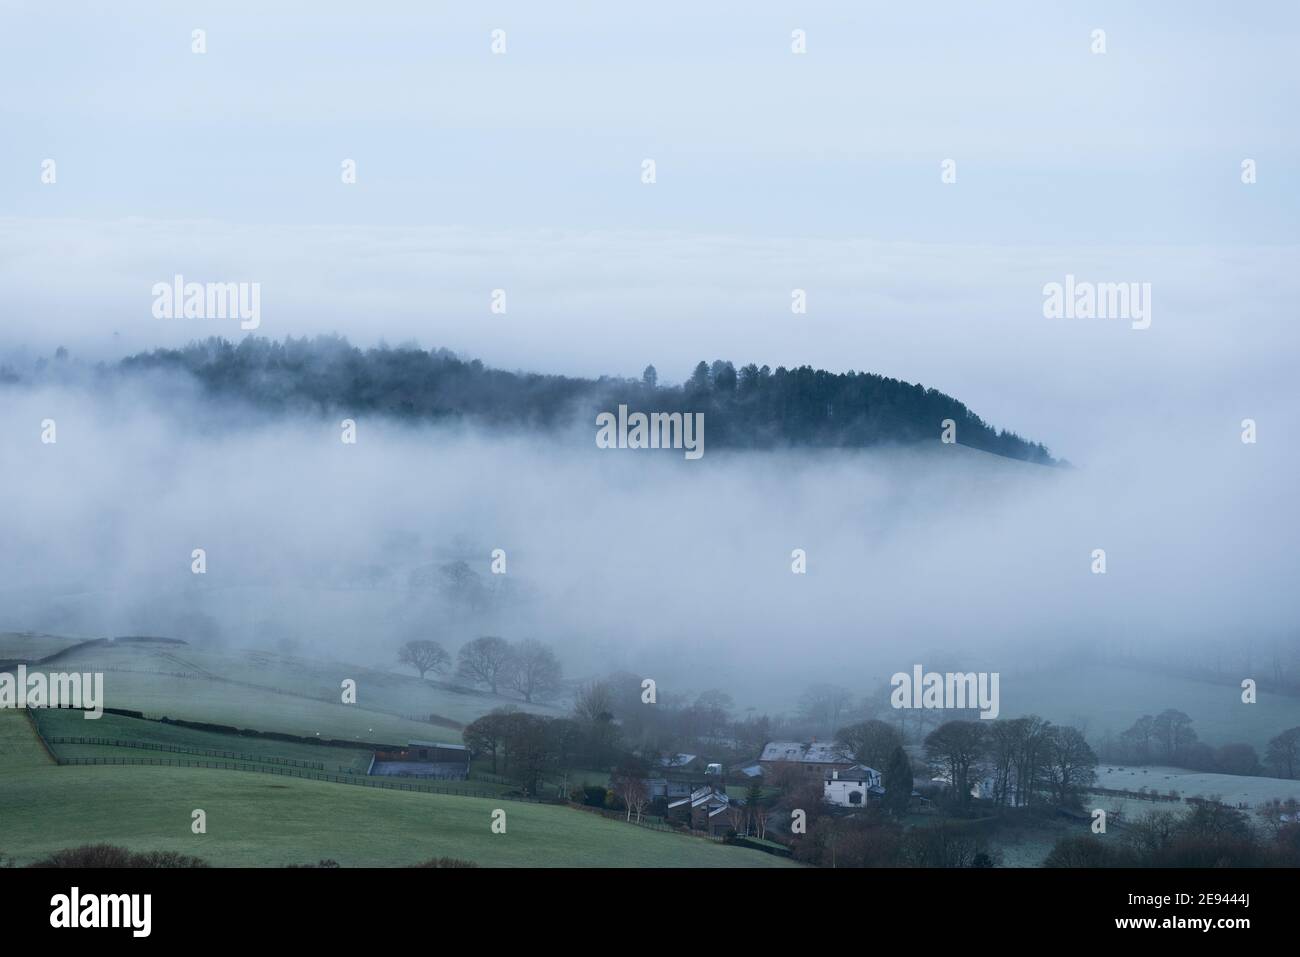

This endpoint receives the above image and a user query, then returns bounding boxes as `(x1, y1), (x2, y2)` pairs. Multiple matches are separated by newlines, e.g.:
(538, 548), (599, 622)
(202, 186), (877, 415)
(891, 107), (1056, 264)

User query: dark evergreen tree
(687, 360), (712, 393)
(884, 745), (914, 816)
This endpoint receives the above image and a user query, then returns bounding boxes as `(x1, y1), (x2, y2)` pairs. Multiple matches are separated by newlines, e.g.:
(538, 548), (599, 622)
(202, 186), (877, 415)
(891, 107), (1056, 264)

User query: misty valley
(1, 337), (1296, 875)
(1, 7), (1295, 933)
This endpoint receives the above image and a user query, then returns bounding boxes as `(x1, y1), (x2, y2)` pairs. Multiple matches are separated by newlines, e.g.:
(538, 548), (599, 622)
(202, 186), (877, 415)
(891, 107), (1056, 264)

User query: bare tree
(1010, 715), (1052, 807)
(498, 711), (553, 796)
(924, 720), (987, 809)
(694, 689), (734, 740)
(1152, 709), (1197, 764)
(988, 715), (1050, 807)
(1040, 725), (1098, 808)
(1266, 727), (1300, 779)
(987, 719), (1019, 806)
(1121, 714), (1156, 763)
(573, 679), (620, 770)
(508, 639), (563, 703)
(456, 636), (513, 694)
(836, 719), (903, 771)
(726, 800), (750, 836)
(463, 708), (514, 774)
(573, 679), (614, 722)
(397, 639), (450, 680)
(438, 560), (487, 611)
(797, 683), (854, 736)
(612, 767), (650, 823)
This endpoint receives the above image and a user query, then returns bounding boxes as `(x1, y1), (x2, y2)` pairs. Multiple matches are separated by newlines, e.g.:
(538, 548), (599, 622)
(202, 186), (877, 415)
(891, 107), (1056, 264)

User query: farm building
(667, 784), (734, 835)
(759, 740), (854, 777)
(643, 778), (698, 800)
(370, 740), (470, 779)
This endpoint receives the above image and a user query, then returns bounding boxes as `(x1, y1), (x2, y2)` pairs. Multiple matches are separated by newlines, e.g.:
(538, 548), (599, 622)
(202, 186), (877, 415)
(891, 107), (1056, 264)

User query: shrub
(130, 850), (212, 868)
(900, 821), (993, 868)
(1272, 823), (1300, 865)
(29, 844), (209, 868)
(1043, 835), (1115, 868)
(409, 857), (478, 868)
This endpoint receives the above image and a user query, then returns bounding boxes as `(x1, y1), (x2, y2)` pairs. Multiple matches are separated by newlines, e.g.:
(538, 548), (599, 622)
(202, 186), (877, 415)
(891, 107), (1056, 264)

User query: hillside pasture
(0, 709), (53, 771)
(1002, 664), (1300, 754)
(0, 758), (795, 868)
(38, 639), (565, 743)
(0, 631), (93, 663)
(1093, 765), (1300, 808)
(30, 708), (375, 773)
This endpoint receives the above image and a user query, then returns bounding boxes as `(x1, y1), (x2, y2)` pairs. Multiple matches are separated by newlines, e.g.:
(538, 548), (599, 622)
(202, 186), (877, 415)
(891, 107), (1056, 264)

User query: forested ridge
(54, 336), (1052, 463)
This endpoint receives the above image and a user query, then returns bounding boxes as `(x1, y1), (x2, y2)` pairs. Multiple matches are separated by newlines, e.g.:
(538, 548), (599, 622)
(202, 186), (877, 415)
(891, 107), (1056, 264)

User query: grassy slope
(0, 714), (791, 868)
(0, 709), (53, 771)
(34, 636), (1299, 756)
(31, 709), (375, 772)
(1003, 664), (1300, 754)
(34, 639), (565, 745)
(0, 632), (89, 662)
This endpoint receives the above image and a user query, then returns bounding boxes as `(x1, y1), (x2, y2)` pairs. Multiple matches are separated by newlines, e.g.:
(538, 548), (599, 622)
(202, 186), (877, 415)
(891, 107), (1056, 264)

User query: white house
(823, 764), (882, 807)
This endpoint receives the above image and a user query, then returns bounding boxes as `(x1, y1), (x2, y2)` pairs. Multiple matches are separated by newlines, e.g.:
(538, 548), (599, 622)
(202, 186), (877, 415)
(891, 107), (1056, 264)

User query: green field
(0, 711), (792, 868)
(31, 709), (375, 773)
(0, 638), (788, 866)
(17, 637), (568, 746)
(0, 709), (53, 771)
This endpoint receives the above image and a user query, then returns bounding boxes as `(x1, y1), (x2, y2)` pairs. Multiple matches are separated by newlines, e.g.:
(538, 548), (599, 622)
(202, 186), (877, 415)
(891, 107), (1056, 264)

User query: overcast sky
(1, 0), (1296, 462)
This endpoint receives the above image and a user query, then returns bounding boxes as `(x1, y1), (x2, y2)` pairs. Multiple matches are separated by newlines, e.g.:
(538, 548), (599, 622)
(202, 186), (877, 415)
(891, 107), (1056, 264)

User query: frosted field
(1095, 765), (1300, 807)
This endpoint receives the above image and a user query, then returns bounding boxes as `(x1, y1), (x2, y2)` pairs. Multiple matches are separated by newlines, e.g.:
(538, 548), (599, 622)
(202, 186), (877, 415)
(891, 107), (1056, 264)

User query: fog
(4, 218), (1298, 466)
(1, 0), (1296, 719)
(2, 361), (1295, 715)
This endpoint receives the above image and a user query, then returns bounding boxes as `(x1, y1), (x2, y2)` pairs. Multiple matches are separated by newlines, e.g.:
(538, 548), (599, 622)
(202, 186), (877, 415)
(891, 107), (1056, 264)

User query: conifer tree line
(50, 336), (1061, 464)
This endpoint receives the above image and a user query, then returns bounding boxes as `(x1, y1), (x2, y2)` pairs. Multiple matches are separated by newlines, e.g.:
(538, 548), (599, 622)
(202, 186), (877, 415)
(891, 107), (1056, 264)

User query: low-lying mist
(1, 366), (1296, 715)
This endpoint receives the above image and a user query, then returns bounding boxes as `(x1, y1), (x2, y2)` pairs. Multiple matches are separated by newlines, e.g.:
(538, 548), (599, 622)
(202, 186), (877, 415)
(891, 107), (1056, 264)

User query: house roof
(760, 741), (851, 764)
(408, 740), (468, 751)
(668, 785), (730, 810)
(658, 753), (697, 768)
(825, 764), (879, 781)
